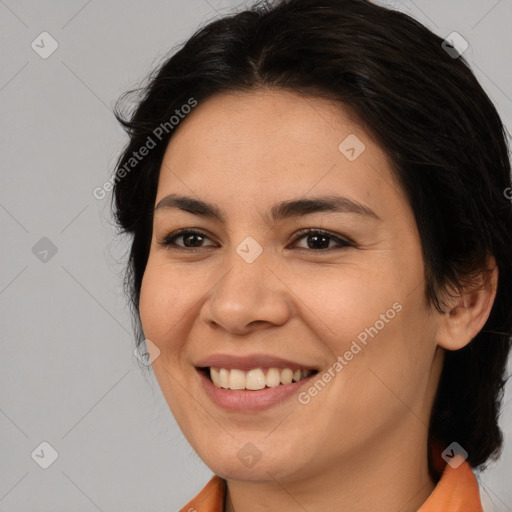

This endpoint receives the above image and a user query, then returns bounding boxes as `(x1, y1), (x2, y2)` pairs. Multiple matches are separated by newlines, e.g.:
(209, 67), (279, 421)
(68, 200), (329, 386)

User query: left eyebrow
(154, 193), (382, 223)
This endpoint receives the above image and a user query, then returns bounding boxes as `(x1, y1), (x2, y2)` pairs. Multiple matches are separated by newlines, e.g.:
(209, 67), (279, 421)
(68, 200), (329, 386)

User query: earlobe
(436, 257), (498, 351)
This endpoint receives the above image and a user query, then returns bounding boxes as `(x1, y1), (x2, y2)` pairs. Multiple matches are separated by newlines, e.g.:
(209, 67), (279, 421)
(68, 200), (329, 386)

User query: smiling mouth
(198, 367), (319, 391)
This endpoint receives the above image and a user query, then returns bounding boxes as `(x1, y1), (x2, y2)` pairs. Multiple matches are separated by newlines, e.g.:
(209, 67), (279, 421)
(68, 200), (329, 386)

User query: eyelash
(158, 228), (355, 252)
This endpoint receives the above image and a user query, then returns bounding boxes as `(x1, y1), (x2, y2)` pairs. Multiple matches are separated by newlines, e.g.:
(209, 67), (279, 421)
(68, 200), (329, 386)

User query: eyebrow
(154, 193), (381, 223)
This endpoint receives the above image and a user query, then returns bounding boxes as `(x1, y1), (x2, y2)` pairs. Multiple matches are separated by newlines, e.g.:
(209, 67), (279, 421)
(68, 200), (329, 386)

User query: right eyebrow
(154, 193), (382, 224)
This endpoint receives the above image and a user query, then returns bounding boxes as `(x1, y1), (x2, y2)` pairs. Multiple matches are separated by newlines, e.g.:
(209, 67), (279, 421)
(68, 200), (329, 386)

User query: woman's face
(139, 89), (444, 483)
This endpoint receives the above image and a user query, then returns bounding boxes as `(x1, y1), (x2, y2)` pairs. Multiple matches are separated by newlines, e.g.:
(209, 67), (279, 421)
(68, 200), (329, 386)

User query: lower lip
(197, 369), (317, 412)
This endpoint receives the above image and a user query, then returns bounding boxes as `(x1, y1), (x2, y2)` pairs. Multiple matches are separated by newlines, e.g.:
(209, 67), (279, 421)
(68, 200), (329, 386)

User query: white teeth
(210, 367), (221, 387)
(246, 369), (266, 390)
(229, 369), (246, 390)
(219, 368), (229, 388)
(266, 368), (281, 387)
(280, 368), (293, 385)
(208, 367), (315, 390)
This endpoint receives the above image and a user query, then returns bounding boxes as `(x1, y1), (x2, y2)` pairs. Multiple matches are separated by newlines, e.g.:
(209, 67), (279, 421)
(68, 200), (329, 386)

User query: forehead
(155, 89), (407, 223)
(164, 89), (370, 162)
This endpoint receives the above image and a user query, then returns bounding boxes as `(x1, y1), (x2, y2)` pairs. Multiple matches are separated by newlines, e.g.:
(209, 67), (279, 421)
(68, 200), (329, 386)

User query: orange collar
(179, 475), (226, 512)
(419, 440), (483, 512)
(179, 444), (482, 512)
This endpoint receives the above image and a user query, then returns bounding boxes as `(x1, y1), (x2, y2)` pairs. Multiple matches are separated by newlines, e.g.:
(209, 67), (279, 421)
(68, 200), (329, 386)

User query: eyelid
(158, 227), (355, 251)
(289, 227), (355, 249)
(158, 228), (218, 249)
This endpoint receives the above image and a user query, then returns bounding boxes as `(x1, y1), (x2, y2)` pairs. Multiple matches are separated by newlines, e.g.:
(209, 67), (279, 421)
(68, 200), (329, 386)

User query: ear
(436, 255), (498, 351)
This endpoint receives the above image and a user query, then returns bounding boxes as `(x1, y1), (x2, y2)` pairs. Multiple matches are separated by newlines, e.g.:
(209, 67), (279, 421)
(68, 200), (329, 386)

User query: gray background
(1, 0), (511, 511)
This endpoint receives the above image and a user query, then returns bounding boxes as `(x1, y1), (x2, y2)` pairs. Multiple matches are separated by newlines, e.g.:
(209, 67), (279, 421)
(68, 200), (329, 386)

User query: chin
(205, 452), (306, 483)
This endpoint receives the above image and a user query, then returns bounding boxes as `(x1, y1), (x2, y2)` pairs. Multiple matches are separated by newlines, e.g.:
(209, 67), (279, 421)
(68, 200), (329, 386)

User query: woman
(111, 0), (512, 510)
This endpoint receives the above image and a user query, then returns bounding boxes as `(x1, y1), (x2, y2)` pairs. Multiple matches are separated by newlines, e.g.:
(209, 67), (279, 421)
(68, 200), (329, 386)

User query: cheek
(139, 259), (212, 355)
(138, 264), (198, 426)
(139, 267), (161, 338)
(288, 261), (401, 345)
(302, 253), (430, 378)
(139, 262), (184, 342)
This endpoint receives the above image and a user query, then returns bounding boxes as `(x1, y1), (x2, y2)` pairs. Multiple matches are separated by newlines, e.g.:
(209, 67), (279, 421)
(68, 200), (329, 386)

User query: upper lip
(195, 353), (319, 372)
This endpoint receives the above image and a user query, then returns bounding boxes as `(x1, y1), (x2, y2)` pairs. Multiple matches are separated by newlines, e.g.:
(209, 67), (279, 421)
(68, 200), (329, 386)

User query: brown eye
(159, 229), (216, 249)
(289, 229), (354, 251)
(158, 228), (354, 252)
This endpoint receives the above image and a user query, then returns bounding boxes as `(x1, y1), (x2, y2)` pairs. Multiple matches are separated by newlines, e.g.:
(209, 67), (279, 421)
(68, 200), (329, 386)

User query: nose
(199, 247), (293, 335)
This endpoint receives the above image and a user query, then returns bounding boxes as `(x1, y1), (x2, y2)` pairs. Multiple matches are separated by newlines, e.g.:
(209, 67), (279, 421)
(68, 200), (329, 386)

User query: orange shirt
(179, 442), (483, 512)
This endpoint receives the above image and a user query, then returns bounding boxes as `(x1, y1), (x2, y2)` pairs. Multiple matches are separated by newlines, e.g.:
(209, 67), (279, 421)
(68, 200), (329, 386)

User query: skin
(138, 89), (497, 512)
